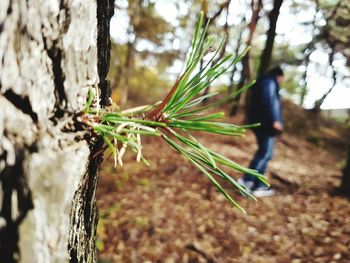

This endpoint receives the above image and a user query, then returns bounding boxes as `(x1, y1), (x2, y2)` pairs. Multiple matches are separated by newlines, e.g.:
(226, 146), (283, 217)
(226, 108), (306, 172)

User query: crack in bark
(96, 0), (114, 107)
(3, 90), (39, 123)
(42, 0), (71, 120)
(7, 4), (12, 15)
(68, 137), (103, 263)
(67, 1), (114, 262)
(0, 149), (34, 263)
(59, 0), (71, 35)
(44, 39), (67, 119)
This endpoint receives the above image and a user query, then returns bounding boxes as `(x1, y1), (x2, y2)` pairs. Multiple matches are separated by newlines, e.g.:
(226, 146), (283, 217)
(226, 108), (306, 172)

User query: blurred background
(97, 0), (350, 262)
(108, 0), (350, 118)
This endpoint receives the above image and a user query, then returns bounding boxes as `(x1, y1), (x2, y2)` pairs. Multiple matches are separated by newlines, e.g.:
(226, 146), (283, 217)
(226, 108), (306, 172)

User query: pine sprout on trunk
(82, 12), (265, 213)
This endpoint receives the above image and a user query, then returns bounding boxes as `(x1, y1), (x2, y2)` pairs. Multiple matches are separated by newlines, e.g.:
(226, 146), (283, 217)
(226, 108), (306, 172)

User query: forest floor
(96, 101), (350, 263)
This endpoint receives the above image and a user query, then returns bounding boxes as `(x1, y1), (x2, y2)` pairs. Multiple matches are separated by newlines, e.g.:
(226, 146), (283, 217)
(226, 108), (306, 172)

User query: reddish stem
(146, 75), (184, 121)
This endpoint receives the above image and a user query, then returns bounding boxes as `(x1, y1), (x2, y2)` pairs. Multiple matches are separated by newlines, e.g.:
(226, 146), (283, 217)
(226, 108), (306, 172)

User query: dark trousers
(244, 130), (275, 188)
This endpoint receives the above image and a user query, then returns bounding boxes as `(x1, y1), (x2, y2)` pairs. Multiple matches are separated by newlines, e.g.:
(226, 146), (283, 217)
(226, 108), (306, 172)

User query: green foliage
(85, 13), (265, 213)
(109, 42), (174, 105)
(282, 67), (302, 97)
(109, 0), (181, 106)
(320, 0), (350, 63)
(127, 66), (170, 103)
(128, 0), (174, 45)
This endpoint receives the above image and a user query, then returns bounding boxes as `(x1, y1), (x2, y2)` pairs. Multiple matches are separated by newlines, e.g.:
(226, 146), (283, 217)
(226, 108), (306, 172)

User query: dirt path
(97, 122), (350, 263)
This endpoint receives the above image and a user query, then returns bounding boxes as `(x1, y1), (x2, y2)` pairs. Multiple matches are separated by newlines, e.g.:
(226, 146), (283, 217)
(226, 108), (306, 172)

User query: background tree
(109, 0), (177, 106)
(297, 0), (320, 106)
(200, 0), (231, 99)
(339, 108), (350, 196)
(258, 0), (284, 77)
(311, 0), (350, 111)
(0, 0), (113, 262)
(230, 0), (263, 115)
(340, 142), (350, 196)
(312, 46), (337, 112)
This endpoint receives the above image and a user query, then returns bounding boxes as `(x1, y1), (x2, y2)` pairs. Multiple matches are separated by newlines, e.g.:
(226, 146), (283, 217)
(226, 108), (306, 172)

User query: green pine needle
(83, 12), (267, 211)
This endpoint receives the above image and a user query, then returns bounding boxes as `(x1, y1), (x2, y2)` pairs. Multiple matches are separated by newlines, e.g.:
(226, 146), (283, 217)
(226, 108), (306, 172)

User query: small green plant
(83, 12), (267, 213)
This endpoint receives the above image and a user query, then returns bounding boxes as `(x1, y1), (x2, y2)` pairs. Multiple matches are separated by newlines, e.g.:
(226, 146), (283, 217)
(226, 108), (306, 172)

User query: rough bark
(0, 0), (113, 262)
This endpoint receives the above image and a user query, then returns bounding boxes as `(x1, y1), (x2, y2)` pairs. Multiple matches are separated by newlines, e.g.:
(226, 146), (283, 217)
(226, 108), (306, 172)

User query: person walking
(238, 66), (284, 197)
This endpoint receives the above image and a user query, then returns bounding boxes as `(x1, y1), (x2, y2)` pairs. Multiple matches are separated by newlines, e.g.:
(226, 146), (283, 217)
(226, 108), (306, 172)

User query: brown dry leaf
(96, 106), (350, 262)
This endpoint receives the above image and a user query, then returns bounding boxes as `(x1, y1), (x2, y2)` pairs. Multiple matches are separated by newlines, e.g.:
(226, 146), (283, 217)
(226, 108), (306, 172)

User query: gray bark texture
(0, 0), (113, 262)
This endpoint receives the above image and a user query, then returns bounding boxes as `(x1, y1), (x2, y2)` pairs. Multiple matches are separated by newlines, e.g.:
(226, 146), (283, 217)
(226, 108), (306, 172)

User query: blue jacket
(247, 74), (282, 134)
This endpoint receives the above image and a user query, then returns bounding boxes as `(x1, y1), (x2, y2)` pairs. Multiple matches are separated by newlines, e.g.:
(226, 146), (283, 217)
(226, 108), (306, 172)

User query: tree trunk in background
(228, 21), (245, 95)
(299, 0), (319, 106)
(312, 47), (336, 113)
(258, 0), (283, 77)
(299, 49), (312, 106)
(0, 0), (113, 262)
(119, 40), (135, 107)
(230, 0), (262, 116)
(340, 143), (350, 196)
(201, 0), (230, 99)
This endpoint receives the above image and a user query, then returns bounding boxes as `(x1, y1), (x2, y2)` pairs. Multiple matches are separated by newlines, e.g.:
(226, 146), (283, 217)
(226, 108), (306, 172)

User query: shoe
(252, 186), (275, 197)
(237, 178), (254, 192)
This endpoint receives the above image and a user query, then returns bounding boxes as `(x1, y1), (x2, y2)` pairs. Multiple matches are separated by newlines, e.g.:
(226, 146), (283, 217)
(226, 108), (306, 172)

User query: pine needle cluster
(84, 12), (266, 213)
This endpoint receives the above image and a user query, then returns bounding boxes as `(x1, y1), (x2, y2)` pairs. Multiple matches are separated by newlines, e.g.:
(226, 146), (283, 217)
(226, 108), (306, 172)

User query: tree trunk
(299, 1), (319, 106)
(312, 47), (336, 112)
(0, 0), (113, 262)
(228, 18), (245, 96)
(119, 40), (135, 107)
(340, 143), (350, 196)
(299, 49), (311, 106)
(231, 0), (262, 116)
(258, 0), (283, 77)
(201, 0), (230, 99)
